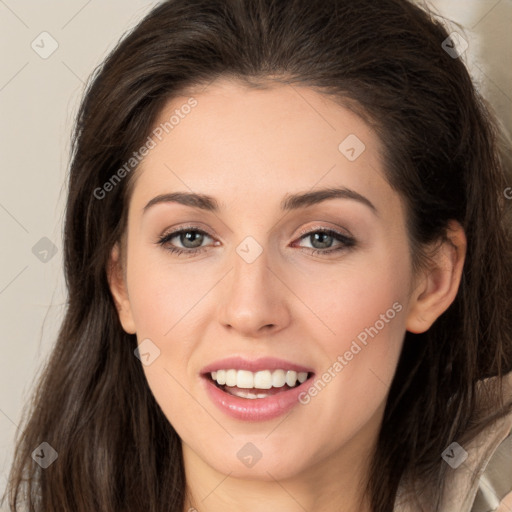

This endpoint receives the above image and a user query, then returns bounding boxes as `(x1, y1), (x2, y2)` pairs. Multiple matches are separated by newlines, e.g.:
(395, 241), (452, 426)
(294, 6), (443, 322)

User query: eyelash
(156, 225), (356, 257)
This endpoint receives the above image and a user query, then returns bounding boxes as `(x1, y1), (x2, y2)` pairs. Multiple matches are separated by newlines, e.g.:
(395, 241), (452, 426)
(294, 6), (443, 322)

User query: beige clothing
(395, 374), (512, 512)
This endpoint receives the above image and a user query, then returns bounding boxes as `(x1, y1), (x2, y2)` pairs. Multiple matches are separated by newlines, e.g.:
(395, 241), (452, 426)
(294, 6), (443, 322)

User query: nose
(218, 243), (291, 338)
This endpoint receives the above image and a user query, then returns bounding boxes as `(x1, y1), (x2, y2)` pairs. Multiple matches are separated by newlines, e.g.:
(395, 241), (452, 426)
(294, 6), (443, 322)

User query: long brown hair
(4, 0), (512, 510)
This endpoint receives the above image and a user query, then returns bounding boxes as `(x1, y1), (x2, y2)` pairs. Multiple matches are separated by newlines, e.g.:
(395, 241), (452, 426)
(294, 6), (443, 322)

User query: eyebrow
(142, 187), (377, 215)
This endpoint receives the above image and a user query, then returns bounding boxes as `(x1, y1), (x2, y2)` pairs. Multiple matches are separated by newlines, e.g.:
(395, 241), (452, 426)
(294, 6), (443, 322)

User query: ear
(406, 220), (467, 334)
(107, 243), (137, 334)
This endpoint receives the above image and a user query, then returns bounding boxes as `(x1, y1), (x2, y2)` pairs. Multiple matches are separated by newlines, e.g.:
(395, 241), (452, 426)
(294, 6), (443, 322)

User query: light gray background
(0, 0), (511, 506)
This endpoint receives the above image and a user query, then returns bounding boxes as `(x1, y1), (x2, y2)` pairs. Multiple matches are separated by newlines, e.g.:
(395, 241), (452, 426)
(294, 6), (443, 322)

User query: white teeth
(226, 389), (271, 399)
(209, 368), (310, 389)
(272, 369), (286, 387)
(225, 369), (237, 387)
(236, 370), (254, 389)
(216, 369), (226, 385)
(254, 370), (272, 389)
(285, 371), (298, 387)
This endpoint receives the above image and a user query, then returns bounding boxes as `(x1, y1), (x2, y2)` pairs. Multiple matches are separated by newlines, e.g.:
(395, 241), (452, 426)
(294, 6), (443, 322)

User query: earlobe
(107, 243), (137, 334)
(406, 221), (466, 334)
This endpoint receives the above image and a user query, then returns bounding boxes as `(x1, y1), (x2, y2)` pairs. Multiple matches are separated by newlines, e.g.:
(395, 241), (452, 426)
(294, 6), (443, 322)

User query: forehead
(129, 78), (399, 221)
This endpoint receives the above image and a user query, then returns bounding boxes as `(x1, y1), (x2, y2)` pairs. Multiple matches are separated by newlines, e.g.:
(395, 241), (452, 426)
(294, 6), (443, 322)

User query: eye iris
(181, 231), (204, 248)
(311, 232), (333, 249)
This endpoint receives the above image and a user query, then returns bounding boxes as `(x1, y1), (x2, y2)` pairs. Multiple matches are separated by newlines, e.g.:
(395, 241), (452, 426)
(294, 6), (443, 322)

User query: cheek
(289, 240), (410, 357)
(125, 246), (220, 430)
(288, 248), (409, 436)
(126, 242), (206, 337)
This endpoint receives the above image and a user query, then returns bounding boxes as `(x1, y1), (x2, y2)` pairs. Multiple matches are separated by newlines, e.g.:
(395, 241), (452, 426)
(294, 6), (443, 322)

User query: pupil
(312, 232), (332, 249)
(182, 231), (203, 248)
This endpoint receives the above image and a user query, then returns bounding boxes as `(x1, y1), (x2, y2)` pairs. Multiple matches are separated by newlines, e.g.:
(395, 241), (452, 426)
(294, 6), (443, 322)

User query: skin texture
(108, 78), (466, 512)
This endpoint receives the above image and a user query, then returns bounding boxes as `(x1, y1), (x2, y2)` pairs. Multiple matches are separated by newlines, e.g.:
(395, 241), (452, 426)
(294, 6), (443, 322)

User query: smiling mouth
(207, 369), (314, 399)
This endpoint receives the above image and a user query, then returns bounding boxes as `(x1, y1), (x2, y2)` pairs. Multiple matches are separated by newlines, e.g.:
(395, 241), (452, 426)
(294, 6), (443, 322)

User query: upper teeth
(210, 369), (309, 389)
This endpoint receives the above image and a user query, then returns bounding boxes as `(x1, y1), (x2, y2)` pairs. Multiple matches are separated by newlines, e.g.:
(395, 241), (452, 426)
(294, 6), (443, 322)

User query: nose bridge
(218, 235), (289, 335)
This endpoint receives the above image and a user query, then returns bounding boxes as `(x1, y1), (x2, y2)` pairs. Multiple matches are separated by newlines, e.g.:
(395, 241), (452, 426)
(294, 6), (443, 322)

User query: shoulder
(445, 373), (512, 512)
(470, 424), (512, 512)
(394, 373), (512, 512)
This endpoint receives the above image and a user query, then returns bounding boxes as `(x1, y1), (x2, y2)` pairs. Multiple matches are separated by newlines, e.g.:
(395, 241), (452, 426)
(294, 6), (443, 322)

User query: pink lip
(200, 357), (314, 375)
(200, 357), (315, 422)
(202, 376), (313, 421)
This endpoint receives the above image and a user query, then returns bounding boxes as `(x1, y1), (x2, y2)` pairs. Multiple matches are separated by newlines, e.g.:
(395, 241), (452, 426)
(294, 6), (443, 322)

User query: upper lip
(200, 357), (315, 375)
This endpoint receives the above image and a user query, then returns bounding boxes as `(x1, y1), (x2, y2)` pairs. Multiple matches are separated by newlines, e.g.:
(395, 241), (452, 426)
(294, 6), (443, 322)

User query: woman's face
(112, 78), (418, 481)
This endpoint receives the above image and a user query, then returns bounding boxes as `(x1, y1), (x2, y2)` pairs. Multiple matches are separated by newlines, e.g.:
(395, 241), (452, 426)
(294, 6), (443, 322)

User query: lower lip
(202, 375), (313, 421)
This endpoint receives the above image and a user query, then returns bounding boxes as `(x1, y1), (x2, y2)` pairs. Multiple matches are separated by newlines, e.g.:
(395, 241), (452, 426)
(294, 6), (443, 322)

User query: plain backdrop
(0, 0), (511, 506)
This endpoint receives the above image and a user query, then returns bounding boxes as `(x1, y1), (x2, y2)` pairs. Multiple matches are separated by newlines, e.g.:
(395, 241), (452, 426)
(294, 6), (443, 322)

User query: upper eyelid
(160, 225), (214, 240)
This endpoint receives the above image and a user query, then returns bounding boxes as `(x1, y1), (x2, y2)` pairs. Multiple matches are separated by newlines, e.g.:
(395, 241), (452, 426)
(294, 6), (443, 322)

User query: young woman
(5, 0), (512, 511)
